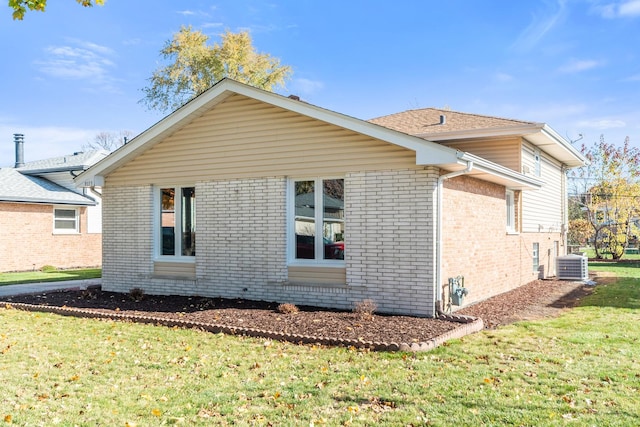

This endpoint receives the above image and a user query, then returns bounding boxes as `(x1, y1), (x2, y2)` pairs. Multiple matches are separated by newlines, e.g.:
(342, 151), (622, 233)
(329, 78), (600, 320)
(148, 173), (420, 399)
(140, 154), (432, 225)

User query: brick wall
(441, 175), (563, 309)
(101, 185), (154, 292)
(102, 168), (440, 317)
(0, 202), (101, 272)
(345, 168), (438, 316)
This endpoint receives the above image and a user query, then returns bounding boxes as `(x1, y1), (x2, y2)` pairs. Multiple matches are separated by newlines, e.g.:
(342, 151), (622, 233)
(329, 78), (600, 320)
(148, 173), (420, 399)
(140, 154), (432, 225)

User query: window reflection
(294, 179), (344, 261)
(295, 181), (315, 259)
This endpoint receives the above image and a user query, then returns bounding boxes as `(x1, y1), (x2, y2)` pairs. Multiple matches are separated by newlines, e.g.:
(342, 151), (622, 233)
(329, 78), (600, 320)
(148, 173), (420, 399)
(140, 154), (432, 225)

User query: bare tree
(83, 130), (133, 152)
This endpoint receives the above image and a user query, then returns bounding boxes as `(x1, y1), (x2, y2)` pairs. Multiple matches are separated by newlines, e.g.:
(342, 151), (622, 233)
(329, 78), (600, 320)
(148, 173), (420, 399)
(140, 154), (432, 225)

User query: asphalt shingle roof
(368, 108), (538, 136)
(17, 150), (109, 174)
(0, 168), (95, 205)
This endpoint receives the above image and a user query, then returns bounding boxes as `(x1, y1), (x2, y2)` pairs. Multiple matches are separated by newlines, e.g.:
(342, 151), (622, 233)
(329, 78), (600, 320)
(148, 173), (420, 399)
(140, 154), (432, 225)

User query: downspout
(561, 165), (568, 254)
(435, 158), (473, 316)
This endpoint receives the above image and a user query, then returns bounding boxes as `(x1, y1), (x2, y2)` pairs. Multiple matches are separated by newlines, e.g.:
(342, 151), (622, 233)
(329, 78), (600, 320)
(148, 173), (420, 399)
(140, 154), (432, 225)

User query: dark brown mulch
(3, 278), (594, 345)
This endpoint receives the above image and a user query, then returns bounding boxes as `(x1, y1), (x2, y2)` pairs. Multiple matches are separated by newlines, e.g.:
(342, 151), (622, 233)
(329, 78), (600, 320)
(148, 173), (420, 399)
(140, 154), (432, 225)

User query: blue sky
(1, 0), (640, 167)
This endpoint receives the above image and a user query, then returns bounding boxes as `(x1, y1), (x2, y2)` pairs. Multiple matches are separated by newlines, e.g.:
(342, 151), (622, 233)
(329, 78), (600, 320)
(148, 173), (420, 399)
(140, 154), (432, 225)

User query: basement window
(53, 207), (79, 234)
(506, 190), (516, 233)
(532, 242), (540, 272)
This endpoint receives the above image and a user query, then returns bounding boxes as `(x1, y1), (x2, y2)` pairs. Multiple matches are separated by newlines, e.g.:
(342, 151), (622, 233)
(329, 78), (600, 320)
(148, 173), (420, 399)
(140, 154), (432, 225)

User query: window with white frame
(53, 207), (79, 233)
(532, 242), (540, 272)
(290, 178), (344, 263)
(534, 149), (541, 176)
(506, 190), (516, 233)
(158, 186), (196, 257)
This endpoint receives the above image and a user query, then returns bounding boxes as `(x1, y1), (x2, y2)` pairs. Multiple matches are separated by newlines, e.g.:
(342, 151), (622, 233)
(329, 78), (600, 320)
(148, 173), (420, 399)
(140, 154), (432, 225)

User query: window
(290, 178), (344, 262)
(534, 149), (541, 176)
(158, 187), (196, 257)
(54, 207), (79, 233)
(532, 242), (540, 272)
(506, 190), (516, 233)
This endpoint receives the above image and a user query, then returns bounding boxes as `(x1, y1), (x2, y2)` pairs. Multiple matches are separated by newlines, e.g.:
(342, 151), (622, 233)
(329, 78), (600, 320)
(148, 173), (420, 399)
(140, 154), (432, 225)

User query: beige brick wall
(102, 169), (440, 316)
(441, 175), (563, 309)
(0, 202), (101, 272)
(345, 168), (438, 316)
(101, 185), (154, 291)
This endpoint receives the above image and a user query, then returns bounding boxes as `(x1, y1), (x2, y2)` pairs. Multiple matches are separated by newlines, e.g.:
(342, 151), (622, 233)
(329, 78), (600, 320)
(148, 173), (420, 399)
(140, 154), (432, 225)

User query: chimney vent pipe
(14, 133), (25, 168)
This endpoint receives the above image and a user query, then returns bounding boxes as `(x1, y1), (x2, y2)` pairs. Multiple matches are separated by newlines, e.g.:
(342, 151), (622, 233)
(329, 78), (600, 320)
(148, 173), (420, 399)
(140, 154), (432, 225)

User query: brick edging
(1, 301), (484, 352)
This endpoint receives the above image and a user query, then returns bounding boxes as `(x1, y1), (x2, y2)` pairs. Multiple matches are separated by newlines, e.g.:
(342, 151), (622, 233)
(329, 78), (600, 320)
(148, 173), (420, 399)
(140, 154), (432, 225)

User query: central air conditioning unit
(556, 254), (588, 280)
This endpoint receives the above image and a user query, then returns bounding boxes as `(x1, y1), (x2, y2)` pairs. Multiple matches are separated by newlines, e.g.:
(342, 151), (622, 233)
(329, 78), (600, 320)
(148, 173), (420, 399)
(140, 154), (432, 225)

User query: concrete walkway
(0, 279), (101, 298)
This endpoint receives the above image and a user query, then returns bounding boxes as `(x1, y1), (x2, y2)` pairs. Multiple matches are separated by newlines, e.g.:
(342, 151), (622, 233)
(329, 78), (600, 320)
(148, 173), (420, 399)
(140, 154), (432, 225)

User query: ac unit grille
(556, 254), (588, 280)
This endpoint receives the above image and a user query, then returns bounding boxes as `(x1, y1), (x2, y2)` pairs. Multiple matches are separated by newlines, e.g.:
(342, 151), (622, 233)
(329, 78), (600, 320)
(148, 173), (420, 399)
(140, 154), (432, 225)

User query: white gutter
(435, 158), (473, 315)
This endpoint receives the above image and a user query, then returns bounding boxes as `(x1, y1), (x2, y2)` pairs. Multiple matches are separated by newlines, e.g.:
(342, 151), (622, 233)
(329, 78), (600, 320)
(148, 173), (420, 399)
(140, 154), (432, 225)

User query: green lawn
(1, 263), (638, 426)
(0, 268), (101, 286)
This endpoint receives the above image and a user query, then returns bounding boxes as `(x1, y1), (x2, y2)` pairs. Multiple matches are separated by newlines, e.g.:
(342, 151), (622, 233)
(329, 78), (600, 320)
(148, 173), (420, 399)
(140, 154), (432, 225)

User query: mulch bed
(2, 278), (594, 350)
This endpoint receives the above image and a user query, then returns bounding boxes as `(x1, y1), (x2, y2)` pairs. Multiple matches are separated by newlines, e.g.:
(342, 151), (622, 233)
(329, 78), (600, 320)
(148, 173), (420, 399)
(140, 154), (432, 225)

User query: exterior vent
(556, 254), (588, 280)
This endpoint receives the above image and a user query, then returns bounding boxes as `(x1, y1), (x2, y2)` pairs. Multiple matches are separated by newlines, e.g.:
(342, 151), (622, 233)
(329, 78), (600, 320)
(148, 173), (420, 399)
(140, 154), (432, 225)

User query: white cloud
(36, 41), (114, 79)
(619, 0), (640, 16)
(576, 118), (627, 129)
(495, 72), (515, 82)
(34, 39), (120, 92)
(594, 0), (640, 18)
(511, 0), (568, 51)
(202, 22), (224, 29)
(289, 78), (324, 96)
(558, 58), (603, 73)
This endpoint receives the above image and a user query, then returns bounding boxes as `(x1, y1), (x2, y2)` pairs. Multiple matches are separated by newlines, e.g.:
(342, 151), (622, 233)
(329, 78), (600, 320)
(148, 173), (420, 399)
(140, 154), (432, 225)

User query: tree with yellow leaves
(140, 27), (292, 113)
(569, 136), (640, 259)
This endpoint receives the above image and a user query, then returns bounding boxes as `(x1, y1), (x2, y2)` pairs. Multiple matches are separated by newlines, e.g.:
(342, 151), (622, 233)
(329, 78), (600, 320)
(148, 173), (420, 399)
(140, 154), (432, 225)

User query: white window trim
(532, 242), (540, 272)
(53, 206), (80, 234)
(287, 177), (345, 267)
(534, 149), (541, 177)
(153, 185), (196, 262)
(506, 190), (517, 234)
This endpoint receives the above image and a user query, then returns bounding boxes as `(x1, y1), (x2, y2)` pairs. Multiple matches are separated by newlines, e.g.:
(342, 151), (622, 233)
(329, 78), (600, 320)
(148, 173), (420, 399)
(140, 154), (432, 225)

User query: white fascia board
(458, 152), (544, 190)
(414, 124), (545, 141)
(416, 123), (588, 168)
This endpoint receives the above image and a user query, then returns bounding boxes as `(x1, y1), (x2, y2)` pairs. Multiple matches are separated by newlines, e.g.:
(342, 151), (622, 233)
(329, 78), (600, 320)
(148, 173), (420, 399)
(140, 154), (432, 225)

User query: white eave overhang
(0, 196), (95, 206)
(415, 123), (588, 168)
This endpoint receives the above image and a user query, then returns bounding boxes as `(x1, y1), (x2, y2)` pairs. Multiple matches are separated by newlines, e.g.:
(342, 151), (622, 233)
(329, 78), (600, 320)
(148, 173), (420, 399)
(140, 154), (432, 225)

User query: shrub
(128, 287), (145, 302)
(41, 265), (57, 273)
(277, 303), (299, 314)
(353, 299), (377, 320)
(80, 289), (98, 300)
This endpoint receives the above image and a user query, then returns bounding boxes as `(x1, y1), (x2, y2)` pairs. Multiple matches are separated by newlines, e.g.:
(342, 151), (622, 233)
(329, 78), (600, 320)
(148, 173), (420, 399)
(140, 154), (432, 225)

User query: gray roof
(17, 150), (109, 175)
(0, 168), (96, 205)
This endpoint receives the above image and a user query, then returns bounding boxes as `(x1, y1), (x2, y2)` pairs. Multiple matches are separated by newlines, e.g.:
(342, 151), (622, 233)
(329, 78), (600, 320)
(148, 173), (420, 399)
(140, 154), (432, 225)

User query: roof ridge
(369, 107), (539, 126)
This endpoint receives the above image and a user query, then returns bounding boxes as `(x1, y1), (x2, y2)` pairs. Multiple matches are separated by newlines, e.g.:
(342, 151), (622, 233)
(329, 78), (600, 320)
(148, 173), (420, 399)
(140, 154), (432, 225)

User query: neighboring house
(0, 134), (106, 272)
(76, 79), (587, 317)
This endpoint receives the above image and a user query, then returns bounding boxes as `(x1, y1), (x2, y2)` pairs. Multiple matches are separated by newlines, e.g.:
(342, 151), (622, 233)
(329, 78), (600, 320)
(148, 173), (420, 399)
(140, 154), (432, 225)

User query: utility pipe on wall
(435, 158), (473, 316)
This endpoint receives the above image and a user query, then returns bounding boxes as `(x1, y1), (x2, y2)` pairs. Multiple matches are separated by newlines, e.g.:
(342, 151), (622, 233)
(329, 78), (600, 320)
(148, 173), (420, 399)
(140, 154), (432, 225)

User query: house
(76, 79), (587, 317)
(0, 134), (106, 272)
